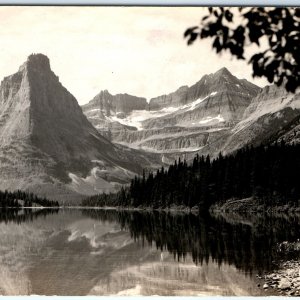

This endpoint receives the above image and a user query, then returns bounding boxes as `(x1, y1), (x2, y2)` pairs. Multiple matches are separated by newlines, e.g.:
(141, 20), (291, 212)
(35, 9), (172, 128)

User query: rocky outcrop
(149, 67), (260, 111)
(113, 126), (231, 153)
(263, 260), (300, 296)
(272, 115), (300, 145)
(221, 85), (300, 155)
(82, 90), (148, 116)
(148, 85), (189, 110)
(82, 90), (148, 137)
(0, 54), (162, 202)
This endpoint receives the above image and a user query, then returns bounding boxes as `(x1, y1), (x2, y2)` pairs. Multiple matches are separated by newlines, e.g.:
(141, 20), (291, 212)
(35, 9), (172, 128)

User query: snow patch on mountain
(109, 108), (178, 130)
(115, 141), (203, 153)
(187, 93), (217, 111)
(68, 168), (116, 195)
(199, 114), (225, 125)
(106, 93), (218, 130)
(67, 162), (138, 196)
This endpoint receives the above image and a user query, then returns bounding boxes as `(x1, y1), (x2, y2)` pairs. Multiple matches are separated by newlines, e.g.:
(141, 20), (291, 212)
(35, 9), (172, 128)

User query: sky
(0, 6), (268, 105)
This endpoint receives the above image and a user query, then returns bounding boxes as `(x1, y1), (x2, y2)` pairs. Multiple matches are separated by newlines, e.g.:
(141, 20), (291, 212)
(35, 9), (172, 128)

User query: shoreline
(63, 205), (201, 214)
(260, 259), (300, 296)
(209, 197), (300, 296)
(209, 197), (300, 215)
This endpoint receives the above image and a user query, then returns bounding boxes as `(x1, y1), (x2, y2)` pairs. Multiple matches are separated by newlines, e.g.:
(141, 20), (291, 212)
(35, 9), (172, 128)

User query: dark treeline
(82, 142), (300, 209)
(82, 209), (300, 274)
(0, 208), (59, 224)
(0, 190), (59, 208)
(81, 192), (118, 207)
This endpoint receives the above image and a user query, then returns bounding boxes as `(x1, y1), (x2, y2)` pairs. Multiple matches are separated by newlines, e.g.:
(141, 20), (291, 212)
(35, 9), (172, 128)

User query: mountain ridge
(82, 67), (261, 155)
(0, 53), (163, 202)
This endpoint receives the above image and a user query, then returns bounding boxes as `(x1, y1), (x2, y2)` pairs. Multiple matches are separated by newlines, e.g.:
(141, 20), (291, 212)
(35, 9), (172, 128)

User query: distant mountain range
(0, 53), (299, 202)
(82, 66), (300, 159)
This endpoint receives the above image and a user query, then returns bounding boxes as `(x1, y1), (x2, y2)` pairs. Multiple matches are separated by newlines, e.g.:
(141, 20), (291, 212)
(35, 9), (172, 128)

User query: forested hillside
(82, 142), (300, 209)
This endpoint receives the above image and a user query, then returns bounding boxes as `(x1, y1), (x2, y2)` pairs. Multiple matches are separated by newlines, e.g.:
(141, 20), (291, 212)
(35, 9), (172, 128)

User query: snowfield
(106, 92), (219, 130)
(199, 114), (225, 125)
(67, 165), (136, 195)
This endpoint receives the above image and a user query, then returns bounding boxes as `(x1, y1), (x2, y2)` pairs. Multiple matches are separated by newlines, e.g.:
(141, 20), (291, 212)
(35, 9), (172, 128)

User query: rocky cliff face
(82, 90), (147, 138)
(0, 54), (161, 202)
(84, 69), (300, 159)
(220, 85), (300, 154)
(82, 90), (147, 116)
(149, 68), (260, 111)
(273, 114), (300, 145)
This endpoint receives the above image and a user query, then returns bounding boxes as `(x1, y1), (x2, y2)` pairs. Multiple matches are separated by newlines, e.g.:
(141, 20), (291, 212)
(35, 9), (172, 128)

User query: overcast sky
(0, 6), (268, 105)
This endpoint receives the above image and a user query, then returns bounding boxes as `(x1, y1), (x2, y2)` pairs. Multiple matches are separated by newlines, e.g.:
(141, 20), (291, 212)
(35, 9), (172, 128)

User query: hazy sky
(0, 7), (268, 105)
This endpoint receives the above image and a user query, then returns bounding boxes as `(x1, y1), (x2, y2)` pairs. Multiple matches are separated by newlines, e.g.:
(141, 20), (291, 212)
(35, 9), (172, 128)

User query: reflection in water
(0, 208), (59, 224)
(83, 209), (300, 275)
(0, 208), (298, 296)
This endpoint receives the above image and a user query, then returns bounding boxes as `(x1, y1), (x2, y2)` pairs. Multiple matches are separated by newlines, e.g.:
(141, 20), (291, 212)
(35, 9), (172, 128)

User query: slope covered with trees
(82, 142), (300, 209)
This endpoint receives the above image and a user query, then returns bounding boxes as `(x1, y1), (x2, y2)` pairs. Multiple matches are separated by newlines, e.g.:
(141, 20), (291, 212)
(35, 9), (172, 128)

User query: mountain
(82, 90), (147, 138)
(271, 114), (300, 145)
(83, 90), (148, 115)
(0, 54), (161, 202)
(220, 84), (300, 154)
(2, 54), (298, 203)
(149, 67), (259, 112)
(82, 68), (261, 154)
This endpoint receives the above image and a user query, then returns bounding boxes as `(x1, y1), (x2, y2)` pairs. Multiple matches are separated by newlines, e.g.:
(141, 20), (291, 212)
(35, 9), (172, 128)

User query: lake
(0, 208), (299, 296)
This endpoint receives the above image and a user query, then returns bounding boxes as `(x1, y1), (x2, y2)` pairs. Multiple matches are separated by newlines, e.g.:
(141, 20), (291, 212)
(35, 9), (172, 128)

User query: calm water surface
(0, 208), (299, 296)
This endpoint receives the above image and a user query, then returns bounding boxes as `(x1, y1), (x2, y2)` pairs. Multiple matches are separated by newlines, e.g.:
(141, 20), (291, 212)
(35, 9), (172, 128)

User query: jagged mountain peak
(18, 53), (51, 73)
(214, 67), (232, 76)
(99, 89), (111, 96)
(27, 53), (50, 67)
(204, 67), (239, 84)
(148, 67), (260, 111)
(82, 89), (148, 117)
(175, 85), (189, 92)
(0, 54), (161, 201)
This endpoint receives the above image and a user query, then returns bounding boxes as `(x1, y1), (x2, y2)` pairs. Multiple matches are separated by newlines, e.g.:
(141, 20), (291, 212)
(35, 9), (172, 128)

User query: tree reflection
(0, 208), (59, 224)
(83, 209), (300, 275)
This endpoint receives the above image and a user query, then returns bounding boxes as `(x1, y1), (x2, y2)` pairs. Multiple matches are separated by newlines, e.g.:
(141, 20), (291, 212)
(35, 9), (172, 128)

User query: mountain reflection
(83, 209), (300, 275)
(0, 208), (298, 295)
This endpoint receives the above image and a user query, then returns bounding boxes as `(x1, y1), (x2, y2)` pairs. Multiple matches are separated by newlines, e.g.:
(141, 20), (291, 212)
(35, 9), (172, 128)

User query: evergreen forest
(0, 190), (59, 208)
(82, 142), (300, 209)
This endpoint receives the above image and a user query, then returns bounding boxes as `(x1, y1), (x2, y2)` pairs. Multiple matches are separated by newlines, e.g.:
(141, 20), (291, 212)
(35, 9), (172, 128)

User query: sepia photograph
(0, 5), (299, 296)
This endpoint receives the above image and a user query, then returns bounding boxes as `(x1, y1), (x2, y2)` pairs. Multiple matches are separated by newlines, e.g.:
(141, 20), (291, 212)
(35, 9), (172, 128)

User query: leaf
(250, 53), (264, 63)
(187, 32), (198, 45)
(266, 71), (274, 83)
(184, 7), (300, 93)
(184, 27), (198, 38)
(212, 37), (221, 52)
(225, 10), (233, 22)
